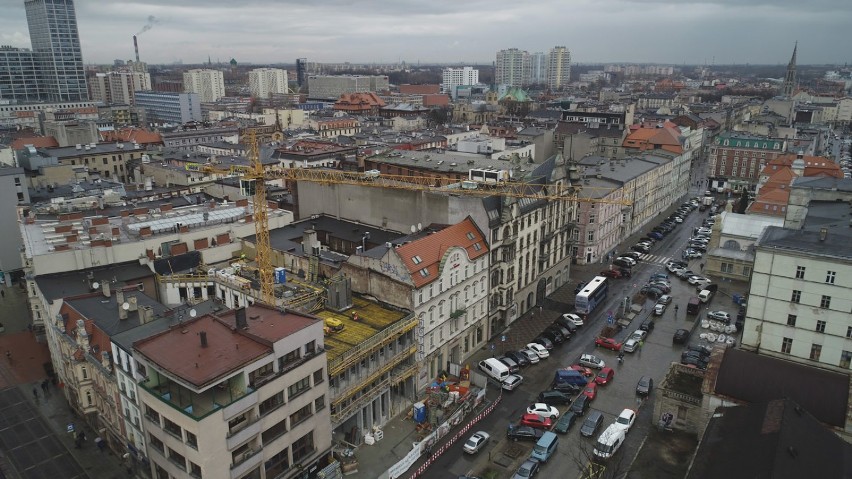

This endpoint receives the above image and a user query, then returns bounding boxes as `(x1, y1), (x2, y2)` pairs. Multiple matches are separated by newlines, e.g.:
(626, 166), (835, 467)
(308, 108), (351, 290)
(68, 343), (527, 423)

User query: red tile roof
(100, 128), (163, 145)
(761, 154), (843, 179)
(11, 136), (59, 149)
(394, 217), (488, 288)
(216, 305), (319, 343)
(623, 125), (683, 154)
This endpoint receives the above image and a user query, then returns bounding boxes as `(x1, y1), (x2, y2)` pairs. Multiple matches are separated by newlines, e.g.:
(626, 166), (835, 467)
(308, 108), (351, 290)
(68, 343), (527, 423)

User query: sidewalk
(0, 286), (133, 479)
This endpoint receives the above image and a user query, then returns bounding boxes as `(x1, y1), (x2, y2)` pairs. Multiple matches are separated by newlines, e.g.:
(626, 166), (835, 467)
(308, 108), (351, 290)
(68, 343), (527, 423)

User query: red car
(594, 337), (623, 351)
(595, 367), (615, 385)
(519, 413), (553, 430)
(569, 364), (594, 377)
(600, 269), (622, 279)
(582, 382), (598, 401)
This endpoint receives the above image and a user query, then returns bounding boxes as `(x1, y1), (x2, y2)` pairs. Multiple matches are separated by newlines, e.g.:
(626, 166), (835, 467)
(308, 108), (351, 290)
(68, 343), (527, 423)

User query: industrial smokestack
(133, 35), (140, 63)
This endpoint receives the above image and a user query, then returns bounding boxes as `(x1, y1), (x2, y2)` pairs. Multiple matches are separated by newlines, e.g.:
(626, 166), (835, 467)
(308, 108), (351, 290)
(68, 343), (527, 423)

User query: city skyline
(1, 0), (851, 66)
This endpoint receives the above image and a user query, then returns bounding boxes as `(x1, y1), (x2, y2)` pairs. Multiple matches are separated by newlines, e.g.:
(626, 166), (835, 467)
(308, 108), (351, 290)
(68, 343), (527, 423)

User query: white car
(630, 330), (647, 342)
(697, 227), (712, 235)
(562, 313), (584, 326)
(526, 343), (549, 359)
(707, 310), (731, 322)
(614, 409), (636, 433)
(463, 431), (491, 454)
(687, 275), (709, 285)
(622, 338), (639, 353)
(527, 403), (560, 419)
(653, 303), (666, 316)
(674, 217), (684, 223)
(579, 353), (605, 369)
(520, 349), (540, 364)
(502, 374), (524, 391)
(615, 256), (637, 266)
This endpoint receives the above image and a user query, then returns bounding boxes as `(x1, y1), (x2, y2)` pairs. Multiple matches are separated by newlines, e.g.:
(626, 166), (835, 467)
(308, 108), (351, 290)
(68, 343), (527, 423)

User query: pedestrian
(1, 289), (5, 298)
(95, 436), (105, 453)
(700, 263), (705, 271)
(41, 379), (48, 394)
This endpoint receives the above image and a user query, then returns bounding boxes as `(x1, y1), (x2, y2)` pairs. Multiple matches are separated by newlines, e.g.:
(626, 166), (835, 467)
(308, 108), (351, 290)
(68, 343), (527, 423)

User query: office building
(441, 67), (479, 97)
(296, 58), (308, 87)
(249, 68), (289, 98)
(306, 75), (389, 100)
(24, 0), (88, 101)
(134, 91), (201, 124)
(90, 71), (152, 105)
(0, 167), (29, 283)
(182, 69), (225, 103)
(0, 46), (43, 101)
(495, 48), (530, 87)
(547, 46), (571, 90)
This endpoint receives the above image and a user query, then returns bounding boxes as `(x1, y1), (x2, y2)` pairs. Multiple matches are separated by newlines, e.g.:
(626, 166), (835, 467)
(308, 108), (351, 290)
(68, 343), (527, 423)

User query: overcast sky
(1, 0), (849, 66)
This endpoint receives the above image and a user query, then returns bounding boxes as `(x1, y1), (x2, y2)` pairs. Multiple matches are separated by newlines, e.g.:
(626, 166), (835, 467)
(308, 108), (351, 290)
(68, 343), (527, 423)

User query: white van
(478, 358), (510, 382)
(698, 289), (713, 303)
(593, 424), (626, 460)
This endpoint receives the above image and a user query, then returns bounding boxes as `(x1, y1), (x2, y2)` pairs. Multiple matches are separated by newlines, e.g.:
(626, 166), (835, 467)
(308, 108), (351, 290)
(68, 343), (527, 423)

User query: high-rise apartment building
(547, 46), (571, 90)
(248, 68), (289, 98)
(296, 58), (308, 87)
(182, 69), (225, 103)
(530, 52), (548, 85)
(134, 91), (201, 124)
(90, 71), (152, 105)
(24, 0), (88, 101)
(495, 48), (530, 87)
(441, 67), (479, 96)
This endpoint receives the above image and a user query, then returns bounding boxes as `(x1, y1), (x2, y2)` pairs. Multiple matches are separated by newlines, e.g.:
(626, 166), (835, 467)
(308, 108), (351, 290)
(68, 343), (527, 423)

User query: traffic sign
(608, 316), (614, 325)
(490, 343), (495, 351)
(501, 335), (506, 342)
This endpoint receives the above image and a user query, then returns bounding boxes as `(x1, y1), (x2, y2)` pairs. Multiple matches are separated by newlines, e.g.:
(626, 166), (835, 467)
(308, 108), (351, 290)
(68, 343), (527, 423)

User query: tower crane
(204, 136), (632, 307)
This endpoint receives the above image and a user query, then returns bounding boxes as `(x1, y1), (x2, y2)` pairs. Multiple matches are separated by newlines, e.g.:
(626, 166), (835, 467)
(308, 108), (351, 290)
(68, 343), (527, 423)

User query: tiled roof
(394, 217), (488, 288)
(100, 128), (163, 144)
(763, 154), (843, 178)
(10, 136), (59, 149)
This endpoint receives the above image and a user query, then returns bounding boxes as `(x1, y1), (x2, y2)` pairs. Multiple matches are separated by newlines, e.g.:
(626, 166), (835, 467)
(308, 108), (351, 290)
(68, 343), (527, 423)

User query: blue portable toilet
(274, 267), (286, 284)
(413, 402), (427, 424)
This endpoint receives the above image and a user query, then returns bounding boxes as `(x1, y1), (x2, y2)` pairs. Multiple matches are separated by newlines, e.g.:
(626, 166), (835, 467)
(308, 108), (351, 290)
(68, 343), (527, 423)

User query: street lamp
(362, 232), (370, 251)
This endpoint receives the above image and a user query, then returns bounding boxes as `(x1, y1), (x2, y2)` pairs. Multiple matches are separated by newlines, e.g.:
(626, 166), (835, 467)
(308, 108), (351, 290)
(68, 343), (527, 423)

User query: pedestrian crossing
(638, 253), (672, 265)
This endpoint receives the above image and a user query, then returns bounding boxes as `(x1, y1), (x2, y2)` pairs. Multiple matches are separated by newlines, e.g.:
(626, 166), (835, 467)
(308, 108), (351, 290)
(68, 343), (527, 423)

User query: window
(261, 416), (288, 444)
(290, 404), (313, 427)
(313, 368), (324, 385)
(820, 295), (831, 309)
(816, 320), (826, 333)
(841, 351), (852, 369)
(412, 255), (422, 264)
(288, 376), (311, 400)
(809, 344), (822, 361)
(168, 448), (187, 471)
(847, 326), (852, 339)
(588, 214), (596, 224)
(791, 290), (801, 303)
(292, 431), (315, 463)
(279, 348), (301, 371)
(742, 266), (751, 276)
(781, 337), (793, 354)
(314, 395), (325, 412)
(786, 314), (796, 327)
(264, 448), (290, 478)
(721, 263), (733, 274)
(259, 392), (285, 416)
(795, 266), (805, 279)
(149, 433), (164, 453)
(826, 271), (836, 284)
(145, 405), (160, 425)
(189, 461), (202, 478)
(186, 431), (198, 449)
(587, 230), (595, 242)
(163, 417), (182, 439)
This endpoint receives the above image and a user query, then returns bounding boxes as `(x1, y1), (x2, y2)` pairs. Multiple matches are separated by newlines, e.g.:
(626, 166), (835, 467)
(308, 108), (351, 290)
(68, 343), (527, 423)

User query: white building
(530, 52), (548, 85)
(442, 67), (479, 97)
(547, 46), (571, 90)
(742, 226), (852, 374)
(249, 68), (289, 99)
(183, 69), (226, 103)
(90, 71), (152, 105)
(495, 48), (530, 87)
(135, 305), (332, 479)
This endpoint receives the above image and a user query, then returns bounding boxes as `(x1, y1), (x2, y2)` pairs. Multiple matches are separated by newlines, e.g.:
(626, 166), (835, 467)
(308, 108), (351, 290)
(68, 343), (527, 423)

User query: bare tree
(564, 439), (631, 479)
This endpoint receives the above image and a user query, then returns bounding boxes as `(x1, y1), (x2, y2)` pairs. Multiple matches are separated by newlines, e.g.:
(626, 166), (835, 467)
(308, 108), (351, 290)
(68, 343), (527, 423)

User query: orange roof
(762, 154), (843, 179)
(623, 125), (682, 153)
(100, 128), (163, 144)
(747, 188), (789, 216)
(395, 217), (488, 288)
(11, 136), (59, 149)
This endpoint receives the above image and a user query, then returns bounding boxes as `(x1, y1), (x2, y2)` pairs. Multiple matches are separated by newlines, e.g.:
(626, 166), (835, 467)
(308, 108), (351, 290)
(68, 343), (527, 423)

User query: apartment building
(249, 68), (289, 99)
(90, 71), (152, 105)
(134, 91), (202, 124)
(16, 142), (145, 183)
(707, 133), (786, 192)
(0, 167), (29, 283)
(742, 226), (852, 374)
(495, 48), (530, 87)
(547, 46), (571, 90)
(306, 75), (389, 101)
(135, 305), (332, 479)
(183, 69), (226, 103)
(442, 67), (479, 97)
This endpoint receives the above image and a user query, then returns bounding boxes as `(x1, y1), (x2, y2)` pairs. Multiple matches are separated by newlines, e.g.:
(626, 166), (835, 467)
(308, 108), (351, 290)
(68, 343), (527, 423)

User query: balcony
(140, 370), (254, 421)
(226, 419), (261, 451)
(222, 389), (258, 422)
(230, 448), (262, 479)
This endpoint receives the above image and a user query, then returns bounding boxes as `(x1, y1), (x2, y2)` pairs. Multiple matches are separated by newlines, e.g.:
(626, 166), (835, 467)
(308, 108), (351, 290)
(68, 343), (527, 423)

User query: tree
(736, 192), (749, 214)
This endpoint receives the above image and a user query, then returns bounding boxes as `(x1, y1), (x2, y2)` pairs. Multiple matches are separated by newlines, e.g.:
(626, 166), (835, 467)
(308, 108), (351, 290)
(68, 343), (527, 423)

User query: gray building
(0, 166), (29, 282)
(0, 46), (43, 101)
(307, 75), (389, 100)
(24, 0), (88, 101)
(134, 91), (201, 125)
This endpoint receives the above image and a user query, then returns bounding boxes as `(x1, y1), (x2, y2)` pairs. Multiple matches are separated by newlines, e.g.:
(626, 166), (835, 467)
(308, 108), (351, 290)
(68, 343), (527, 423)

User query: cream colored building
(547, 46), (571, 90)
(249, 68), (289, 99)
(135, 305), (332, 479)
(90, 71), (152, 105)
(183, 69), (226, 103)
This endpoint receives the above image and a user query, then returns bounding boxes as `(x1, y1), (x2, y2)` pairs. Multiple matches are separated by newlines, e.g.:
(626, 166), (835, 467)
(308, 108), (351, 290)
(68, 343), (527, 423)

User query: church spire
(782, 41), (798, 97)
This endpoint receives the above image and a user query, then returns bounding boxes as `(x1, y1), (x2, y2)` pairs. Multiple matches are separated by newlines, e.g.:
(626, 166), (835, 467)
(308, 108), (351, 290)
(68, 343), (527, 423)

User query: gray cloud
(0, 0), (848, 65)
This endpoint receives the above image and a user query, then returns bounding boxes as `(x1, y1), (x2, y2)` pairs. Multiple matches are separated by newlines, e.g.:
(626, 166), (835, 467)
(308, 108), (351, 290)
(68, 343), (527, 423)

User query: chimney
(117, 289), (127, 320)
(235, 307), (248, 329)
(138, 305), (153, 325)
(128, 296), (138, 312)
(76, 319), (89, 349)
(819, 228), (828, 241)
(133, 35), (140, 63)
(101, 350), (111, 369)
(303, 229), (319, 256)
(102, 281), (111, 298)
(199, 331), (208, 348)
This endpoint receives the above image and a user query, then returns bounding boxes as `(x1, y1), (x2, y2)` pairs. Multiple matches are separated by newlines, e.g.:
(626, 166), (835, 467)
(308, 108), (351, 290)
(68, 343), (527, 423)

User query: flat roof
(757, 225), (852, 259)
(216, 305), (320, 344)
(315, 296), (409, 363)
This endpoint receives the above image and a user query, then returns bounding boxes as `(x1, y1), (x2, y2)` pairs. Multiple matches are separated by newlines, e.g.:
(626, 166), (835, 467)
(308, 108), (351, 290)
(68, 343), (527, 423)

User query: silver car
(462, 431), (490, 454)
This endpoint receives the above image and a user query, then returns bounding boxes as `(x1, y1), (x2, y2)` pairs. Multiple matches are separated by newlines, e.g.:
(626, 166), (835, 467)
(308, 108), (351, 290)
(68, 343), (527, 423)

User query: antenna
(92, 281), (100, 290)
(410, 225), (416, 233)
(122, 302), (130, 311)
(189, 309), (197, 318)
(417, 223), (422, 231)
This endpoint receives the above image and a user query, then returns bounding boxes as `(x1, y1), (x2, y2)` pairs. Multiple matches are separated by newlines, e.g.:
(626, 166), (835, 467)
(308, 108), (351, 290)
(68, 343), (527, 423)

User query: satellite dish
(189, 309), (197, 318)
(417, 223), (422, 230)
(410, 225), (416, 233)
(92, 281), (100, 290)
(122, 302), (130, 311)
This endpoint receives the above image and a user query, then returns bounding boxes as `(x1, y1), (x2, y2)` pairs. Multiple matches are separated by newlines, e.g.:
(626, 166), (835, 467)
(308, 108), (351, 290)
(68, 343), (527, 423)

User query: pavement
(0, 283), (134, 479)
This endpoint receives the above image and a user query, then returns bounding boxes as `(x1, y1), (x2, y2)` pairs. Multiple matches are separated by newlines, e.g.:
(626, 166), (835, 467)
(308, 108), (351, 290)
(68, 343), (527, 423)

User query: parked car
(620, 251), (642, 261)
(527, 403), (560, 419)
(653, 303), (667, 316)
(568, 364), (595, 377)
(622, 338), (639, 353)
(687, 275), (710, 285)
(681, 355), (708, 369)
(613, 258), (633, 269)
(519, 413), (553, 429)
(617, 268), (632, 278)
(630, 330), (647, 342)
(595, 367), (615, 385)
(570, 394), (591, 416)
(580, 411), (605, 437)
(561, 313), (584, 326)
(553, 411), (579, 434)
(538, 390), (573, 405)
(505, 350), (530, 367)
(632, 244), (651, 254)
(547, 325), (572, 341)
(463, 431), (491, 454)
(639, 319), (655, 332)
(539, 330), (564, 345)
(640, 286), (663, 299)
(550, 381), (582, 395)
(636, 376), (654, 396)
(502, 374), (524, 391)
(707, 310), (731, 323)
(594, 337), (622, 351)
(676, 269), (695, 279)
(599, 269), (622, 279)
(649, 273), (669, 281)
(554, 317), (578, 333)
(532, 336), (554, 350)
(614, 409), (636, 433)
(648, 282), (671, 293)
(507, 425), (544, 442)
(657, 294), (672, 305)
(579, 353), (605, 369)
(519, 349), (540, 364)
(682, 350), (710, 363)
(673, 329), (690, 344)
(583, 382), (598, 401)
(616, 256), (637, 267)
(686, 344), (714, 357)
(526, 343), (549, 359)
(496, 355), (520, 373)
(511, 459), (540, 479)
(682, 249), (703, 259)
